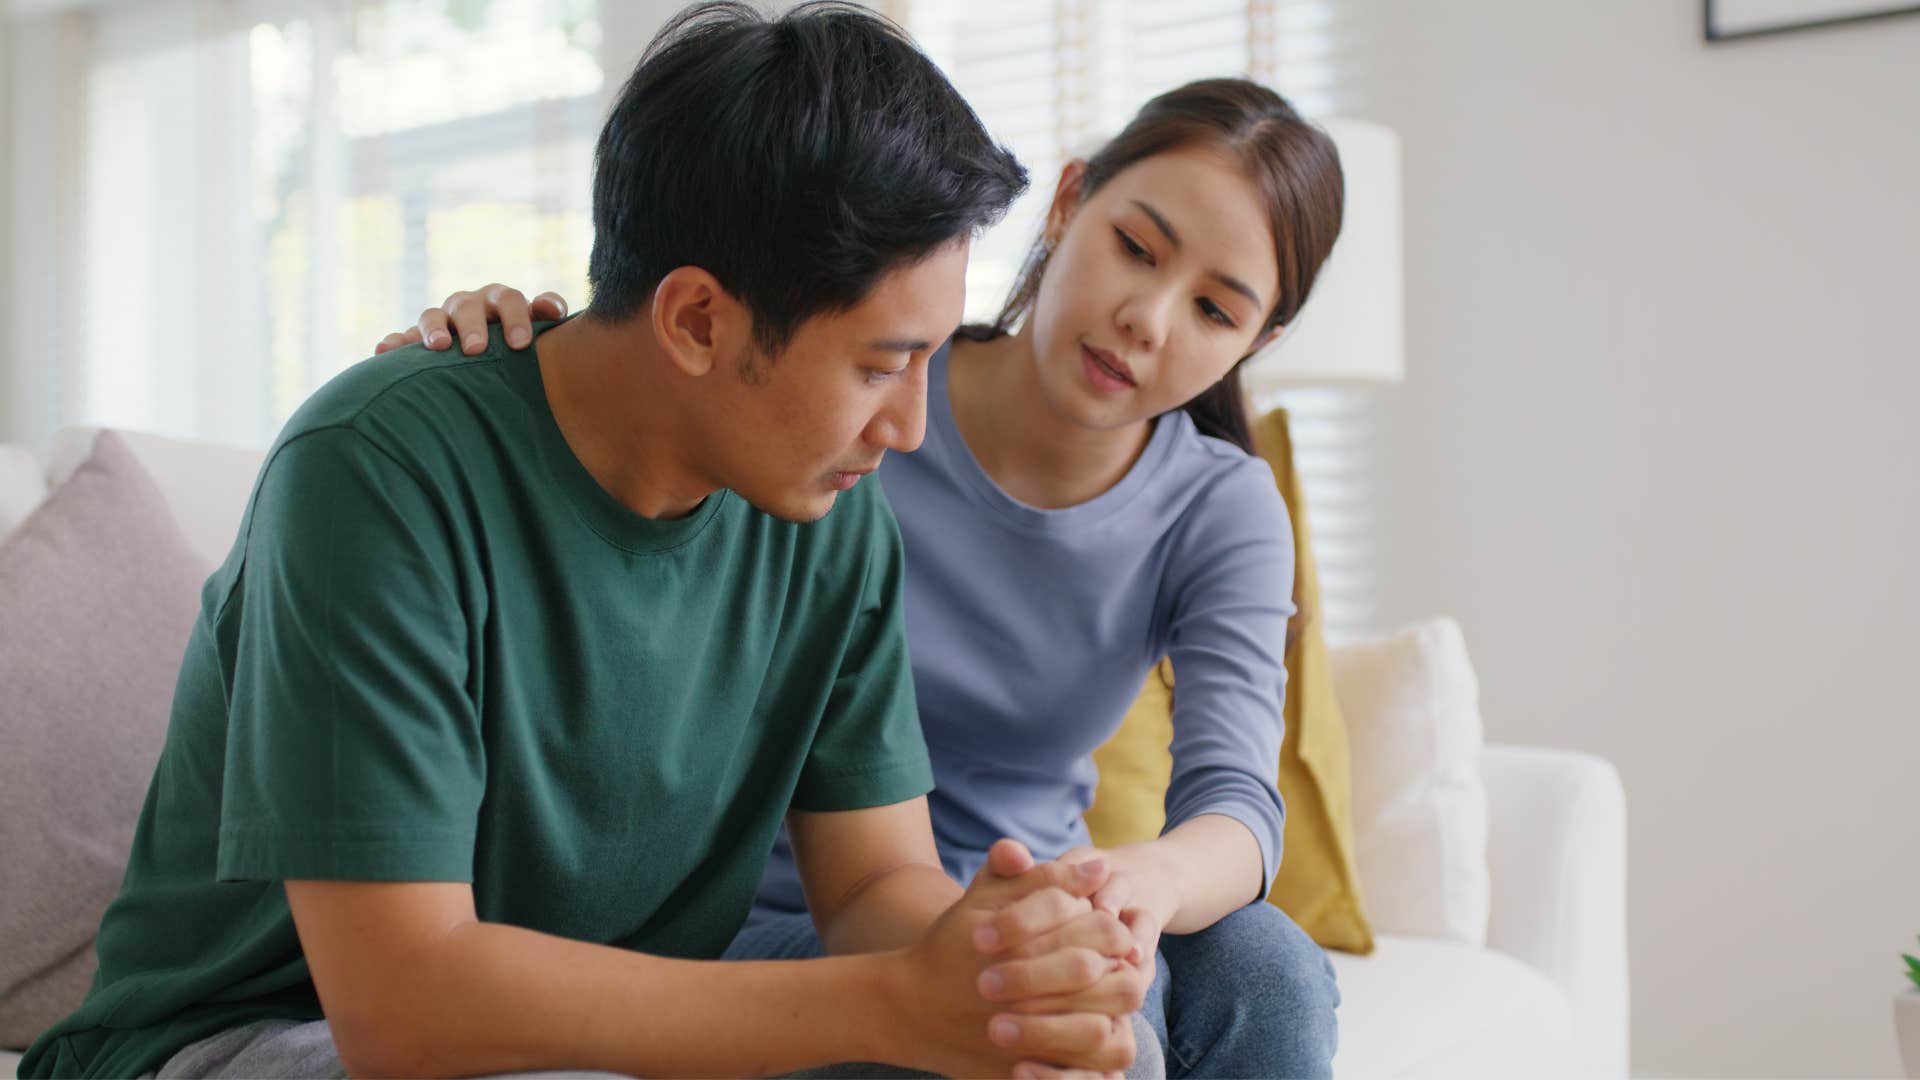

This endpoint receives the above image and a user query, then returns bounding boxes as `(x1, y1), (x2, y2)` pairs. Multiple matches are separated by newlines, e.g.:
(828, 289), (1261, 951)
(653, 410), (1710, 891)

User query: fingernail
(979, 970), (1004, 998)
(1011, 1066), (1034, 1080)
(428, 331), (450, 348)
(508, 328), (530, 348)
(974, 924), (1001, 951)
(464, 334), (485, 352)
(989, 1017), (1021, 1045)
(1077, 858), (1107, 880)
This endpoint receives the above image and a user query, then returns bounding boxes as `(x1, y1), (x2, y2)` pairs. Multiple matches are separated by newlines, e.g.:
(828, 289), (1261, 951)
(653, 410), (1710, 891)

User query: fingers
(413, 284), (555, 355)
(980, 947), (1150, 1017)
(989, 1012), (1135, 1075)
(1088, 874), (1132, 919)
(1051, 848), (1130, 917)
(980, 946), (1106, 1002)
(975, 888), (1097, 957)
(1120, 908), (1161, 969)
(969, 856), (1111, 917)
(441, 287), (499, 354)
(1011, 1065), (1120, 1080)
(416, 306), (454, 351)
(1013, 1057), (1123, 1080)
(985, 838), (1036, 879)
(375, 327), (425, 355)
(1006, 909), (1134, 963)
(487, 284), (536, 350)
(998, 964), (1152, 1018)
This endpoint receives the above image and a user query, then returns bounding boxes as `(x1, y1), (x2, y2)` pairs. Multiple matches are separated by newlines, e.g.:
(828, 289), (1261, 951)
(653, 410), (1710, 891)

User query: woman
(384, 79), (1345, 1079)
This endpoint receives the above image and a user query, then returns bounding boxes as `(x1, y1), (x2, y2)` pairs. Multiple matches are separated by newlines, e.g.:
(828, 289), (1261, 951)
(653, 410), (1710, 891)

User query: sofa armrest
(1480, 744), (1629, 1079)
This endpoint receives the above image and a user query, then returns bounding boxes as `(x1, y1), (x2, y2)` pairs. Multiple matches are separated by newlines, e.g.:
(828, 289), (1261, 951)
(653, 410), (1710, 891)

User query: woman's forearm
(1128, 813), (1267, 934)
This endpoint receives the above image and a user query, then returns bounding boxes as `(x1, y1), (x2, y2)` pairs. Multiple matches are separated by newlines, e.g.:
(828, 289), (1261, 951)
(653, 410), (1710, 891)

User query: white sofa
(0, 428), (1630, 1079)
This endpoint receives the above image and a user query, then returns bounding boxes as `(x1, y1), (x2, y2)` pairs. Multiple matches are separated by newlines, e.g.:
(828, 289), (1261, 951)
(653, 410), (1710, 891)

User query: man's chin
(738, 488), (838, 525)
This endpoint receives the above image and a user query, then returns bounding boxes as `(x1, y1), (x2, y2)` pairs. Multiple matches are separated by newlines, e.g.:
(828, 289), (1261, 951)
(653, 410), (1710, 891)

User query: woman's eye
(1198, 298), (1237, 329)
(1115, 228), (1152, 263)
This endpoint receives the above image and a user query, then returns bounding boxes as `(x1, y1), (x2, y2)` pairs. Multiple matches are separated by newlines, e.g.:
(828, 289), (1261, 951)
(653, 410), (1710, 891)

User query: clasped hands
(896, 839), (1162, 1079)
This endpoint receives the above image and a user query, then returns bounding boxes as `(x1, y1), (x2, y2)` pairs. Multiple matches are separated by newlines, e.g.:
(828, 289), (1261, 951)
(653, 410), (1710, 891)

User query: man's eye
(866, 368), (906, 384)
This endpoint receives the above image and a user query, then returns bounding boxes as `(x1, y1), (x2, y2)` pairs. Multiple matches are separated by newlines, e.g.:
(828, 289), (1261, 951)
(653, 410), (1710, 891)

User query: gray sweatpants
(150, 1018), (627, 1079)
(150, 1015), (1163, 1078)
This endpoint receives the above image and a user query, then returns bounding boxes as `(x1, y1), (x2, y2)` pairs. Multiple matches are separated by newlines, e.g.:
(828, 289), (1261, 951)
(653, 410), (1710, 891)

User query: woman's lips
(1082, 344), (1136, 392)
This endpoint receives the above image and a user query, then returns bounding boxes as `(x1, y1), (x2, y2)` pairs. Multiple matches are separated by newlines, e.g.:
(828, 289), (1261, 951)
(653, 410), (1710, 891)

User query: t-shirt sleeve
(215, 426), (484, 883)
(790, 488), (934, 813)
(1162, 457), (1296, 893)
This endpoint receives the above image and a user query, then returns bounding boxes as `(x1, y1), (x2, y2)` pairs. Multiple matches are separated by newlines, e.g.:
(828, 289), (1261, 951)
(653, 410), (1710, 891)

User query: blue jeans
(725, 900), (1339, 1080)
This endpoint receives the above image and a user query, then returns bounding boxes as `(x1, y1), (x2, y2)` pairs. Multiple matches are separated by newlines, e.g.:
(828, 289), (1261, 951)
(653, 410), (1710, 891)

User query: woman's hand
(374, 285), (571, 356)
(1039, 845), (1179, 983)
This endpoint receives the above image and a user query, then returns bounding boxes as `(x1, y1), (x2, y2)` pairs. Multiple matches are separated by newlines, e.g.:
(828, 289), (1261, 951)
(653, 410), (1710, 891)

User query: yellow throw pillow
(1084, 408), (1375, 953)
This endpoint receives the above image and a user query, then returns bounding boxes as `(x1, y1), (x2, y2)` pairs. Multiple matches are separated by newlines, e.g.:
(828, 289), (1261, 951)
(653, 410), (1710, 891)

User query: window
(23, 0), (605, 449)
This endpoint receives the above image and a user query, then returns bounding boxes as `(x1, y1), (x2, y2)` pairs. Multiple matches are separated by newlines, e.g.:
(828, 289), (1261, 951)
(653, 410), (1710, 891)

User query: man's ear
(1042, 159), (1091, 247)
(650, 266), (746, 378)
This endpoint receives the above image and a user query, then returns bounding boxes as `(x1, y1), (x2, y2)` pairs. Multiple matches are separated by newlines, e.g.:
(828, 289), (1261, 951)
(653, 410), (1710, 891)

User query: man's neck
(534, 315), (717, 520)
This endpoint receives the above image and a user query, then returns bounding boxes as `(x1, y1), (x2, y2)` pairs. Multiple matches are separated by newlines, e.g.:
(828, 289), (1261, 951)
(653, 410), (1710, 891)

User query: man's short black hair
(587, 1), (1027, 352)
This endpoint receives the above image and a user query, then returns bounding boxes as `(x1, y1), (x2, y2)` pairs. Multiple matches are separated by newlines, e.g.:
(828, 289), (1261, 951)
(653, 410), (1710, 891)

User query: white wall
(1355, 1), (1920, 1076)
(1, 10), (13, 439)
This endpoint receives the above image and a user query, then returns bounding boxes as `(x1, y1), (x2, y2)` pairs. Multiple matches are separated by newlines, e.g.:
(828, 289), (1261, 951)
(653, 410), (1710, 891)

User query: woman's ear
(1043, 159), (1091, 246)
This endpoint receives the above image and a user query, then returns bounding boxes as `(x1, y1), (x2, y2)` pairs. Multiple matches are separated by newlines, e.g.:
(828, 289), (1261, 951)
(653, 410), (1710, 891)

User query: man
(21, 4), (1147, 1077)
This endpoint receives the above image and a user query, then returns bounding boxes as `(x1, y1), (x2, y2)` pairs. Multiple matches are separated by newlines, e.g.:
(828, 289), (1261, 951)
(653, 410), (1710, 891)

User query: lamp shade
(1242, 119), (1404, 393)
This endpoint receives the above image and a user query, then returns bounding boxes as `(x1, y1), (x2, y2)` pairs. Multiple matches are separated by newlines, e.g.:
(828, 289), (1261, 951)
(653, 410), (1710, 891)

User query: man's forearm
(330, 919), (912, 1078)
(816, 862), (964, 955)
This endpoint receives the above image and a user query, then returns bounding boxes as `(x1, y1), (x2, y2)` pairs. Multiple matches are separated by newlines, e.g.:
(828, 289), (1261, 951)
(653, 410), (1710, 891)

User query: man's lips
(829, 465), (879, 490)
(1083, 343), (1136, 385)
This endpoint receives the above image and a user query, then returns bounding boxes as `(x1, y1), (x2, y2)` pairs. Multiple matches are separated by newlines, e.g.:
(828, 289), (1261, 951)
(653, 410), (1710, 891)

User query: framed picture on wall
(1706, 0), (1920, 40)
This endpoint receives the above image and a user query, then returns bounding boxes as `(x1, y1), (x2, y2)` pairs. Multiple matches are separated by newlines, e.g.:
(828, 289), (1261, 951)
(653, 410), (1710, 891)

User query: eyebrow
(1132, 200), (1183, 249)
(867, 338), (933, 353)
(1130, 199), (1265, 310)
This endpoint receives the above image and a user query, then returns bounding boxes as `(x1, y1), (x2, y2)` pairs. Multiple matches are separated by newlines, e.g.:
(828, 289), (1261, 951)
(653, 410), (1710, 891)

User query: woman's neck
(947, 325), (1155, 510)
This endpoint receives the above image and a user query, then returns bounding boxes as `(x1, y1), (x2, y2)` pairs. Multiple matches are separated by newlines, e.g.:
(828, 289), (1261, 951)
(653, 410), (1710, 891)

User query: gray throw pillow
(0, 431), (211, 1049)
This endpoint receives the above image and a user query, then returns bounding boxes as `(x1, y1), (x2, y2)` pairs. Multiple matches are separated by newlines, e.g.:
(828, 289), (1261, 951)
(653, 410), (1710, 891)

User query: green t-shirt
(22, 324), (933, 1079)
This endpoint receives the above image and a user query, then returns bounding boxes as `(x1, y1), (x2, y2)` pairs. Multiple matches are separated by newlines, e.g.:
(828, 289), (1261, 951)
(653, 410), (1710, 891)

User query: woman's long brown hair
(959, 78), (1346, 454)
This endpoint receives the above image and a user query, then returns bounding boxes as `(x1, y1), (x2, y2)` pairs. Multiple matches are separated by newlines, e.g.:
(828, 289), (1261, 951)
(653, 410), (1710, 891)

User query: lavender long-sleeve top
(749, 341), (1295, 922)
